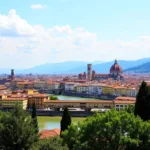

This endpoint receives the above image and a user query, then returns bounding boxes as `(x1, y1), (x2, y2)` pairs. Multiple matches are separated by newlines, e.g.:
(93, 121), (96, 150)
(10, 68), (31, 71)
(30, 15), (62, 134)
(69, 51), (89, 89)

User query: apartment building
(28, 94), (50, 109)
(0, 97), (28, 110)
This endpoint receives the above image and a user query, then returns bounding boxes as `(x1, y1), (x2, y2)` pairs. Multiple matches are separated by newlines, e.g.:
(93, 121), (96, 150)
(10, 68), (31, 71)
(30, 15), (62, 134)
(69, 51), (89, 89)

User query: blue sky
(0, 0), (150, 68)
(1, 0), (150, 39)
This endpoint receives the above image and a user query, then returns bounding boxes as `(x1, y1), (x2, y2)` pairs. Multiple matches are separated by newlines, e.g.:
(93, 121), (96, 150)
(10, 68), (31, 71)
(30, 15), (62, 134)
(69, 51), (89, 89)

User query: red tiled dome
(110, 60), (122, 74)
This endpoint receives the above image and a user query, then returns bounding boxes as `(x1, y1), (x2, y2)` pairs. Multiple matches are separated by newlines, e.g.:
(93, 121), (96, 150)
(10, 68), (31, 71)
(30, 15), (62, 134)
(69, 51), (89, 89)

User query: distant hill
(0, 58), (150, 74)
(20, 61), (88, 74)
(124, 61), (150, 73)
(68, 58), (150, 74)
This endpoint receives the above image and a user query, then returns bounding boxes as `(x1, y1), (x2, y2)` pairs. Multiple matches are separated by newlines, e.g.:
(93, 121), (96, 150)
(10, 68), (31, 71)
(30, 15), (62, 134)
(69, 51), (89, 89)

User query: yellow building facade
(0, 98), (28, 110)
(101, 85), (114, 95)
(28, 94), (50, 109)
(113, 86), (137, 97)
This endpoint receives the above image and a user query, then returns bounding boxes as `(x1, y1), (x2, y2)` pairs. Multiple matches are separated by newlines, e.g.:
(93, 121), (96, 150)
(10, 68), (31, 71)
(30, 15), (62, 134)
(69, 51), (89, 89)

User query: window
(94, 106), (98, 108)
(80, 103), (86, 105)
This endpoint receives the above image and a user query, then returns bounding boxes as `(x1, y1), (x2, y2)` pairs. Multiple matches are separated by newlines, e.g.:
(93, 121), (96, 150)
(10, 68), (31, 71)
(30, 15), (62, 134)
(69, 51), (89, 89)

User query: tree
(50, 95), (59, 100)
(124, 105), (134, 113)
(134, 81), (150, 120)
(30, 136), (68, 150)
(62, 109), (150, 150)
(32, 101), (39, 133)
(60, 107), (71, 137)
(0, 111), (7, 150)
(0, 104), (39, 150)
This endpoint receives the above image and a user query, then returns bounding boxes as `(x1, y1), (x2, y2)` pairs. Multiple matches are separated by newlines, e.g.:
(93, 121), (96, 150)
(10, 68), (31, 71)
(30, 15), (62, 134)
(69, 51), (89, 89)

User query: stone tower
(87, 64), (92, 81)
(92, 70), (96, 80)
(11, 69), (14, 80)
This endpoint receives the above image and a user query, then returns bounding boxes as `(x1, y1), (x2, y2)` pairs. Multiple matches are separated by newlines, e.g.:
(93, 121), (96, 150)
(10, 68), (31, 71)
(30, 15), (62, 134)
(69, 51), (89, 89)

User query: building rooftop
(2, 98), (27, 101)
(28, 94), (49, 97)
(115, 97), (136, 101)
(114, 101), (135, 104)
(40, 128), (60, 139)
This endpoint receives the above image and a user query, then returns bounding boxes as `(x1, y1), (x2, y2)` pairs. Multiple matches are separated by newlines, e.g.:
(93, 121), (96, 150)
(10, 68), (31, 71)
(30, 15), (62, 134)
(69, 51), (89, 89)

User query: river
(38, 116), (85, 130)
(38, 95), (92, 130)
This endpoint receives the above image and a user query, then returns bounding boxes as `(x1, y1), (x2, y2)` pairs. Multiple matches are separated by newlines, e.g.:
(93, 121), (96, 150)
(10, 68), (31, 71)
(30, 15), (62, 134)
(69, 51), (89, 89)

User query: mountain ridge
(0, 58), (150, 74)
(124, 61), (150, 73)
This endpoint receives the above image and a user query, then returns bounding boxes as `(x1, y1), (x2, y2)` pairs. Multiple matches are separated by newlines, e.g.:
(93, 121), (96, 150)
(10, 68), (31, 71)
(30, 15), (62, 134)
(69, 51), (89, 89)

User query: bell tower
(11, 69), (14, 80)
(87, 64), (92, 81)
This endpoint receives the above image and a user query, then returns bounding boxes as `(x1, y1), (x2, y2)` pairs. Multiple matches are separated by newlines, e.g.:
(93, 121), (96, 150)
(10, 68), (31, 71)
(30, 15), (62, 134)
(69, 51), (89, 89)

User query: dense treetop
(62, 109), (150, 150)
(30, 136), (68, 150)
(50, 95), (59, 100)
(0, 105), (39, 150)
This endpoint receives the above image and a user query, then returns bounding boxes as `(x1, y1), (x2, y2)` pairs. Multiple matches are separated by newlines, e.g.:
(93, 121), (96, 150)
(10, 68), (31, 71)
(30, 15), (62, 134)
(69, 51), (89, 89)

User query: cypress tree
(145, 94), (150, 120)
(134, 81), (149, 120)
(60, 107), (71, 137)
(32, 101), (39, 133)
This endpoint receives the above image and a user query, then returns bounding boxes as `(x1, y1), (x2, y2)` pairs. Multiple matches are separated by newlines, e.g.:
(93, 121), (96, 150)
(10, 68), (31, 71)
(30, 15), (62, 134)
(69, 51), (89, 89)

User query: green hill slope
(124, 62), (150, 73)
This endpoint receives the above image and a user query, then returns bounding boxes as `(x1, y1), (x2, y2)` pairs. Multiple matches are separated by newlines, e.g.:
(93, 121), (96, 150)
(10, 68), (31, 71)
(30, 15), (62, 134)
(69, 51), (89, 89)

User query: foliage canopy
(0, 104), (39, 150)
(50, 95), (59, 100)
(62, 109), (150, 150)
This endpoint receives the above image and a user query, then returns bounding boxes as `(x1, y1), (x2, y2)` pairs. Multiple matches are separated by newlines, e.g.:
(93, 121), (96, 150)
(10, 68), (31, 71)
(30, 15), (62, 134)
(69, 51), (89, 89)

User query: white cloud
(0, 9), (150, 69)
(0, 9), (35, 37)
(31, 4), (46, 9)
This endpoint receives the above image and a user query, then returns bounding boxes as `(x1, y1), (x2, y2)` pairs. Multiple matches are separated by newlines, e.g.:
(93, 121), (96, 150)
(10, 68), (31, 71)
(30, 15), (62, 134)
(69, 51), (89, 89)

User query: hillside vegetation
(124, 62), (150, 73)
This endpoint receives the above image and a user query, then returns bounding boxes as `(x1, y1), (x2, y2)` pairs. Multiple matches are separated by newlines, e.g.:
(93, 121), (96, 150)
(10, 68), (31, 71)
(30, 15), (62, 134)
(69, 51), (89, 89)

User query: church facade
(78, 60), (124, 81)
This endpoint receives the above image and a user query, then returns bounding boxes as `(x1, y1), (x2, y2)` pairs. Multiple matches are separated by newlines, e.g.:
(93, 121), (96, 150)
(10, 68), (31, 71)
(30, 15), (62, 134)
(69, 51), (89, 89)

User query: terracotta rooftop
(2, 98), (27, 101)
(115, 97), (136, 101)
(17, 82), (33, 85)
(114, 100), (135, 104)
(28, 94), (49, 97)
(146, 81), (150, 86)
(52, 82), (60, 85)
(77, 84), (89, 87)
(65, 82), (76, 85)
(47, 81), (53, 84)
(10, 94), (26, 98)
(40, 128), (60, 139)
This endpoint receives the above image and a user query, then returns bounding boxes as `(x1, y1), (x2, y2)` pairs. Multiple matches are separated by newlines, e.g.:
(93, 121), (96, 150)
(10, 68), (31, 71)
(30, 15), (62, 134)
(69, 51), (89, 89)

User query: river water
(39, 122), (60, 130)
(38, 117), (85, 130)
(39, 95), (91, 130)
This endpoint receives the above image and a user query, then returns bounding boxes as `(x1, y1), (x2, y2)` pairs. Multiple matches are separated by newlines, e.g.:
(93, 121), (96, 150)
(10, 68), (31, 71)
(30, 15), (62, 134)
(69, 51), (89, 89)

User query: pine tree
(60, 107), (71, 137)
(134, 81), (149, 120)
(32, 101), (39, 133)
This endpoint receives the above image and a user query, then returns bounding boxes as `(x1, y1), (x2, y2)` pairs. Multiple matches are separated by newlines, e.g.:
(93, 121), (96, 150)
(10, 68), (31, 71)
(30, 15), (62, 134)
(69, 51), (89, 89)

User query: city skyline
(0, 0), (150, 69)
